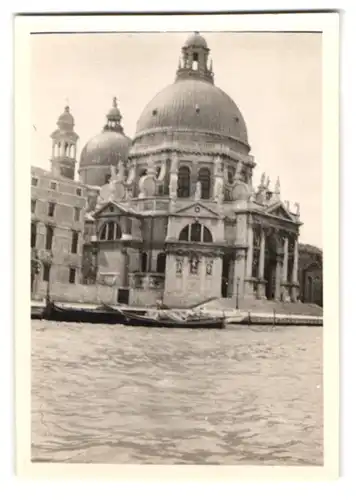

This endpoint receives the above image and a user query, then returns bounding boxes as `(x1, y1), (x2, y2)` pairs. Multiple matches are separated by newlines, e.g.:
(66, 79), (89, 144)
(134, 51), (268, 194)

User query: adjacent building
(31, 107), (87, 297)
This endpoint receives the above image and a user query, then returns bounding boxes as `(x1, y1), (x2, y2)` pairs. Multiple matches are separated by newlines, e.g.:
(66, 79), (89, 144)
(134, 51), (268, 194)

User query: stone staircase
(239, 298), (323, 317)
(201, 297), (238, 311)
(202, 297), (323, 317)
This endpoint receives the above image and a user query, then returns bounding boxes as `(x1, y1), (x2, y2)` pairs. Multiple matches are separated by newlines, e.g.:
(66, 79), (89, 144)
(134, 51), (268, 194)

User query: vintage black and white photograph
(16, 12), (338, 475)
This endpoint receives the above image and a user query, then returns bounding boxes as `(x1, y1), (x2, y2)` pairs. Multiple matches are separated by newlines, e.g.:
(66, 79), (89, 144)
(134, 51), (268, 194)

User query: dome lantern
(176, 31), (214, 84)
(104, 96), (123, 133)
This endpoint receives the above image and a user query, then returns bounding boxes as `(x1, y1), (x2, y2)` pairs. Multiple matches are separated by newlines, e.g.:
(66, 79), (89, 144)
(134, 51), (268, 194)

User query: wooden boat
(43, 301), (126, 324)
(31, 306), (45, 320)
(122, 311), (226, 329)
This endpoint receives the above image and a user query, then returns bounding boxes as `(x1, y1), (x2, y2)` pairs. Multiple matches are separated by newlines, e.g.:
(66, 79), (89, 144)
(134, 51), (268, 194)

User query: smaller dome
(184, 32), (208, 49)
(79, 130), (131, 168)
(57, 106), (74, 130)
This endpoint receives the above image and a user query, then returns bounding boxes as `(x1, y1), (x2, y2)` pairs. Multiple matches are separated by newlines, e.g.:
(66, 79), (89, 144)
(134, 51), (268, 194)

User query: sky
(31, 31), (322, 248)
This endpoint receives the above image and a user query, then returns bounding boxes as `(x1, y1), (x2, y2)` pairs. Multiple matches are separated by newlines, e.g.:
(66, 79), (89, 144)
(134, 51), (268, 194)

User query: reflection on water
(31, 321), (323, 465)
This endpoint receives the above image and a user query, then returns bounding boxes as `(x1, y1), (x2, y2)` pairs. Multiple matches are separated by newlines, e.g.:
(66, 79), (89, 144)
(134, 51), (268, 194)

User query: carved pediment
(174, 202), (220, 219)
(265, 202), (294, 221)
(93, 201), (131, 219)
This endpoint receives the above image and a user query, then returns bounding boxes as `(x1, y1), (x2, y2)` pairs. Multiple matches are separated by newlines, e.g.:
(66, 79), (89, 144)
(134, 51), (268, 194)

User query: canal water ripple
(31, 321), (323, 465)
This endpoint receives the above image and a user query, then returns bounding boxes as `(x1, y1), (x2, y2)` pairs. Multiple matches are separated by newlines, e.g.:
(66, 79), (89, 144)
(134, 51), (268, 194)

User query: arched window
(156, 252), (166, 273)
(203, 226), (213, 243)
(99, 222), (121, 241)
(178, 223), (213, 243)
(227, 166), (235, 185)
(179, 225), (189, 241)
(191, 222), (201, 242)
(177, 166), (190, 198)
(64, 142), (69, 155)
(141, 252), (148, 272)
(198, 167), (211, 199)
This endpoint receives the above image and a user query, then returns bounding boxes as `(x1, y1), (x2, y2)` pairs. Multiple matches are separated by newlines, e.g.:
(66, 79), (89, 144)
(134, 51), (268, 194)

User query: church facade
(31, 32), (309, 308)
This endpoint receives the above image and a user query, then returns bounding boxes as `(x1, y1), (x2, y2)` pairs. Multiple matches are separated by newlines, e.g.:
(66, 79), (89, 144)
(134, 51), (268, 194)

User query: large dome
(135, 79), (249, 145)
(79, 130), (131, 167)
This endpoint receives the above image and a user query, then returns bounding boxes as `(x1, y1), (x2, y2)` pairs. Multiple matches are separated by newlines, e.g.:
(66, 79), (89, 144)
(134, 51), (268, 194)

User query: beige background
(15, 12), (339, 480)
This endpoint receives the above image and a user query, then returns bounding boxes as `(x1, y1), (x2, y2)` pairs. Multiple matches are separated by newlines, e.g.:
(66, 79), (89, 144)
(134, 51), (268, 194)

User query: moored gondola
(43, 301), (126, 324)
(122, 311), (226, 329)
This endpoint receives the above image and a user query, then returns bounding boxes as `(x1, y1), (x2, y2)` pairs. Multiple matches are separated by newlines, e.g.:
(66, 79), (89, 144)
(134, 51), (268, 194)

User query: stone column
(290, 238), (299, 302)
(274, 254), (283, 301)
(281, 236), (290, 302)
(233, 249), (246, 306)
(244, 222), (254, 296)
(257, 228), (266, 299)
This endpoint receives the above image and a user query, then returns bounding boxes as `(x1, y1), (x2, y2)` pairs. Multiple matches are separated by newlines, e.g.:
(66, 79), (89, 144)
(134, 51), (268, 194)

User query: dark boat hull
(43, 303), (126, 324)
(122, 312), (225, 329)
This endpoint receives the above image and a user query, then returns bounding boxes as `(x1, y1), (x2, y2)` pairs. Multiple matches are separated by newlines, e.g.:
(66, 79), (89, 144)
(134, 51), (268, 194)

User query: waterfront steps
(203, 297), (322, 317)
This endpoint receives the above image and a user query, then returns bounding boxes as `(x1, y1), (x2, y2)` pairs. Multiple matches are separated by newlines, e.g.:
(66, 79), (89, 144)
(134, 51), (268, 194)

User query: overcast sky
(31, 31), (322, 247)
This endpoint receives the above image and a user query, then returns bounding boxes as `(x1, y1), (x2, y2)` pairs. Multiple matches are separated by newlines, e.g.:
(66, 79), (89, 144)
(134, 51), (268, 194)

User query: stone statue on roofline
(259, 172), (266, 188)
(265, 176), (271, 191)
(295, 202), (300, 217)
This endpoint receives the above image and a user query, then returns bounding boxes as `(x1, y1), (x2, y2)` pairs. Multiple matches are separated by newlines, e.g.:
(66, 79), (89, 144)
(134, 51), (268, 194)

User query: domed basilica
(33, 32), (303, 308)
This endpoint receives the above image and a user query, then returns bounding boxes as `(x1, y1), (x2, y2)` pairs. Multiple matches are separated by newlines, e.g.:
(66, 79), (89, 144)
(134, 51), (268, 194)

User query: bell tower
(50, 105), (79, 180)
(176, 32), (214, 84)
